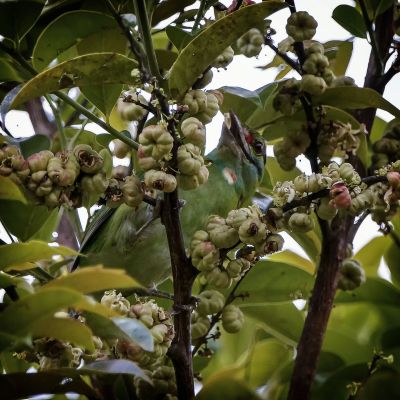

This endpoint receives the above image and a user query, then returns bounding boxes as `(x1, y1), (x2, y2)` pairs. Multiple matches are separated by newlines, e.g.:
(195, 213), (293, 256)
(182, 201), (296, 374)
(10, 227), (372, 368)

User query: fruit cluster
(372, 124), (400, 170)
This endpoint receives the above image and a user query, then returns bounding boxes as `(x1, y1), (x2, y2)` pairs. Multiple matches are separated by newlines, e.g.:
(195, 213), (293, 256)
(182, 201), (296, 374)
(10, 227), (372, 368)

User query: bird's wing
(71, 206), (115, 270)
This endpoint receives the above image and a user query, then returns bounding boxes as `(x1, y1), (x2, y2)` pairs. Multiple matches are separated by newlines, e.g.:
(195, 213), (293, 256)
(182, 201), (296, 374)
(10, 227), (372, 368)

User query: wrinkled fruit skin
(117, 91), (148, 121)
(237, 28), (264, 57)
(139, 125), (173, 161)
(338, 259), (366, 291)
(286, 11), (318, 42)
(197, 290), (225, 315)
(212, 46), (234, 68)
(221, 304), (244, 333)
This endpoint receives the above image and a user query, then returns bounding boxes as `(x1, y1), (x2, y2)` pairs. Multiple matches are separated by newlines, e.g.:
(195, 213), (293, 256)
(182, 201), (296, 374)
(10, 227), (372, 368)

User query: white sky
(0, 0), (397, 275)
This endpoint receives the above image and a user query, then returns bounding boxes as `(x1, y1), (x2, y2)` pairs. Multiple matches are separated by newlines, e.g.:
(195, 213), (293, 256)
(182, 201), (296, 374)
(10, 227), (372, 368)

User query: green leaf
(32, 10), (122, 71)
(268, 250), (315, 274)
(155, 49), (178, 70)
(83, 312), (154, 352)
(165, 26), (195, 50)
(325, 40), (354, 76)
(112, 317), (154, 352)
(80, 359), (150, 381)
(335, 278), (400, 306)
(11, 53), (139, 109)
(332, 5), (367, 38)
(19, 134), (51, 157)
(152, 0), (197, 26)
(354, 235), (390, 276)
(314, 87), (400, 119)
(384, 241), (400, 287)
(197, 371), (262, 400)
(238, 261), (314, 303)
(370, 116), (387, 143)
(0, 240), (77, 271)
(42, 266), (142, 294)
(0, 176), (26, 203)
(81, 84), (122, 119)
(0, 0), (45, 43)
(168, 1), (286, 98)
(218, 86), (262, 122)
(358, 369), (400, 400)
(0, 288), (82, 337)
(30, 316), (95, 352)
(0, 200), (58, 241)
(239, 303), (304, 346)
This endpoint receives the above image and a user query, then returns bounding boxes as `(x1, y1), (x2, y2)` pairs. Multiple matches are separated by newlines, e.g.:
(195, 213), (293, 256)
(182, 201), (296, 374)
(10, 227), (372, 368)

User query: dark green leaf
(166, 26), (195, 50)
(152, 0), (197, 26)
(370, 116), (387, 143)
(155, 49), (178, 70)
(11, 53), (140, 109)
(315, 87), (400, 119)
(0, 0), (45, 43)
(33, 11), (121, 71)
(357, 369), (400, 400)
(218, 86), (261, 122)
(19, 134), (50, 157)
(168, 1), (286, 98)
(332, 5), (367, 38)
(325, 40), (353, 76)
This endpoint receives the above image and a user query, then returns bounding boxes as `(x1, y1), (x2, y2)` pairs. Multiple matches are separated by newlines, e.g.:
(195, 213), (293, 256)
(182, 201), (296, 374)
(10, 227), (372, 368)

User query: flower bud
(329, 182), (351, 209)
(101, 290), (130, 316)
(317, 197), (338, 220)
(288, 212), (314, 232)
(27, 150), (54, 173)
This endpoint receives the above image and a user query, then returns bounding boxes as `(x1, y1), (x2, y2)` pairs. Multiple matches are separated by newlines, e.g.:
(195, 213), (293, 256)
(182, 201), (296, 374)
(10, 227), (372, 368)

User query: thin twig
(192, 0), (207, 33)
(265, 40), (301, 74)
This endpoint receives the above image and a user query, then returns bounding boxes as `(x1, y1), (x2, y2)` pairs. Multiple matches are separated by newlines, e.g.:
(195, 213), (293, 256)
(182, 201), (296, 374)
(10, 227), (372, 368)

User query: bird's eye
(253, 140), (264, 155)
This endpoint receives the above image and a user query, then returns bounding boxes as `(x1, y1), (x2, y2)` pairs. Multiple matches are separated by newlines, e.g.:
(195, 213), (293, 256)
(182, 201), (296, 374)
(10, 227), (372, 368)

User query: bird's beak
(219, 111), (264, 177)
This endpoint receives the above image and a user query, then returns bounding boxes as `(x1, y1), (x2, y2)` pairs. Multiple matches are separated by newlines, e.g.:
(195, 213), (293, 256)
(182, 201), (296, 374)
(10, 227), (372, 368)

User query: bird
(74, 112), (267, 287)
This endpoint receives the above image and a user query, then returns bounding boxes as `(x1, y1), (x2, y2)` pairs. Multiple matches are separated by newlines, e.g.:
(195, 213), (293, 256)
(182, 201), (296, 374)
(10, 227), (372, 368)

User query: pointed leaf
(0, 288), (83, 336)
(11, 53), (139, 109)
(81, 84), (122, 119)
(268, 250), (315, 274)
(168, 1), (286, 98)
(314, 87), (400, 119)
(0, 240), (77, 271)
(32, 10), (121, 71)
(30, 317), (95, 352)
(42, 266), (142, 294)
(384, 242), (400, 287)
(332, 5), (367, 38)
(0, 176), (26, 203)
(84, 312), (154, 352)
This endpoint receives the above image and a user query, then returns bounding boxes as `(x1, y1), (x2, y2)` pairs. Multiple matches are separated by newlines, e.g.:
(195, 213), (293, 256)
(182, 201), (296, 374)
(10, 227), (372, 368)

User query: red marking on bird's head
(244, 128), (254, 144)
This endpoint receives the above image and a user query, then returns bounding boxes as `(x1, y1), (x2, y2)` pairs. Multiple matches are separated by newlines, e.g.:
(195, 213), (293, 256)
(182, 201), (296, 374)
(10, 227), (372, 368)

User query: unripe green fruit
(150, 324), (168, 344)
(373, 138), (400, 155)
(190, 230), (210, 251)
(237, 28), (264, 57)
(137, 146), (158, 171)
(144, 170), (177, 192)
(221, 304), (244, 334)
(180, 117), (206, 147)
(197, 290), (225, 315)
(117, 91), (148, 121)
(129, 303), (154, 328)
(207, 215), (239, 249)
(191, 241), (220, 272)
(303, 53), (329, 75)
(286, 11), (318, 42)
(177, 144), (204, 175)
(178, 166), (209, 190)
(27, 150), (54, 173)
(238, 217), (267, 245)
(317, 197), (338, 220)
(205, 267), (232, 289)
(212, 46), (234, 68)
(226, 207), (255, 229)
(331, 76), (356, 87)
(44, 188), (62, 208)
(339, 162), (361, 185)
(183, 89), (208, 114)
(226, 258), (250, 278)
(273, 93), (299, 116)
(113, 139), (131, 158)
(276, 154), (297, 171)
(288, 212), (314, 232)
(322, 68), (335, 85)
(73, 144), (103, 174)
(338, 259), (366, 291)
(301, 74), (327, 96)
(305, 42), (324, 55)
(193, 92), (220, 124)
(191, 312), (210, 339)
(139, 125), (174, 160)
(348, 189), (376, 216)
(121, 175), (144, 207)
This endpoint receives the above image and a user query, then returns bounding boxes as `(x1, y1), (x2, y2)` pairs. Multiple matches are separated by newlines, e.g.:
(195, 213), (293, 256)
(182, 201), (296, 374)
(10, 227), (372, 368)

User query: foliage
(0, 0), (400, 399)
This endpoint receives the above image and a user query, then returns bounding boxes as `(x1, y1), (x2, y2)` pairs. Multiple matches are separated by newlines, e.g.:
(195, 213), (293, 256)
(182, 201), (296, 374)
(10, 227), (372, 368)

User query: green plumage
(77, 113), (266, 286)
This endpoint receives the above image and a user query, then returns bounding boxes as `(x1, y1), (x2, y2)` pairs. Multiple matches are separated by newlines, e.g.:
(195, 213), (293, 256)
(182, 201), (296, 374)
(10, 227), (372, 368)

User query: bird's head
(215, 111), (266, 182)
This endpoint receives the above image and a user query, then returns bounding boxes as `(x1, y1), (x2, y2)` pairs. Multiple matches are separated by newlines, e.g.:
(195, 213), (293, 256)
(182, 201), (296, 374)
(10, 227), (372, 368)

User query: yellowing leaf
(42, 266), (142, 294)
(0, 176), (26, 203)
(268, 250), (315, 274)
(168, 1), (286, 98)
(0, 240), (78, 271)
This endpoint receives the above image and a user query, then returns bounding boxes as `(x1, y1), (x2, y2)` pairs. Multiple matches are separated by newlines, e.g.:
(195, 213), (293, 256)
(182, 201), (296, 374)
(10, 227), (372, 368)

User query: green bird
(74, 112), (266, 287)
